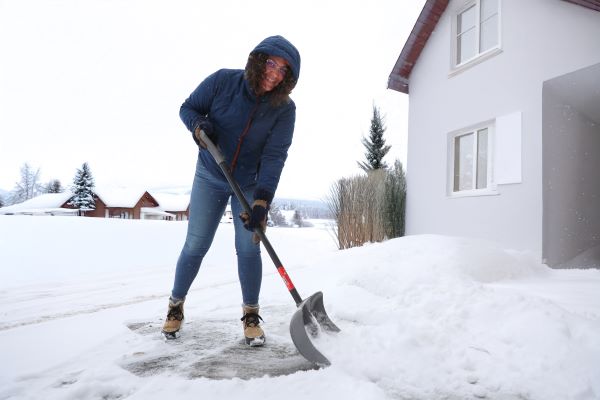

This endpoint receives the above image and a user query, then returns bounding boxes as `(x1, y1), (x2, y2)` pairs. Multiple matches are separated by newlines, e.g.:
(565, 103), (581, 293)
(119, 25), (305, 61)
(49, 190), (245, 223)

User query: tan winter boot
(241, 305), (265, 346)
(161, 297), (184, 339)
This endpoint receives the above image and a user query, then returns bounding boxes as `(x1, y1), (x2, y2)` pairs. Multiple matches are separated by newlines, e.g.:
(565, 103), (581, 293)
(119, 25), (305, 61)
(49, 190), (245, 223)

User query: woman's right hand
(193, 120), (215, 148)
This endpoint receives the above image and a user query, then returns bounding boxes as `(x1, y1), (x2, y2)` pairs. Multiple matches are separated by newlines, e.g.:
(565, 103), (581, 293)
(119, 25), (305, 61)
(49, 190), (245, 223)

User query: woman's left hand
(239, 200), (269, 243)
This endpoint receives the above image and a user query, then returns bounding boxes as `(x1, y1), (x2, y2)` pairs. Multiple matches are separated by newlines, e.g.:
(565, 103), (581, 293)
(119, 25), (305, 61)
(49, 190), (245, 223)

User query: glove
(239, 199), (269, 244)
(193, 119), (215, 149)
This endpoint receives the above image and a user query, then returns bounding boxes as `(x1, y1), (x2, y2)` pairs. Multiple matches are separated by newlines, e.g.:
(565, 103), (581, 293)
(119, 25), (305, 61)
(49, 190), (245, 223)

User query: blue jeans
(171, 160), (262, 306)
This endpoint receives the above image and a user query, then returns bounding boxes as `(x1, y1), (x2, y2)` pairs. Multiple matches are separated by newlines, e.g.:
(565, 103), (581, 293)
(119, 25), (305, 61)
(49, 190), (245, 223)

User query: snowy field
(0, 215), (599, 400)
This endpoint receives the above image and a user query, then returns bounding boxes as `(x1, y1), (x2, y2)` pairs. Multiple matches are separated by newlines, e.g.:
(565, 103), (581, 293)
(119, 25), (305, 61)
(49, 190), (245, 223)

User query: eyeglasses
(265, 58), (288, 78)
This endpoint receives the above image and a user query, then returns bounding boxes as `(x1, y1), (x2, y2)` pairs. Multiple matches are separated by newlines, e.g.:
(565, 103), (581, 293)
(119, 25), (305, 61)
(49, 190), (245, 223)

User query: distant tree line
(267, 204), (312, 228)
(274, 199), (331, 219)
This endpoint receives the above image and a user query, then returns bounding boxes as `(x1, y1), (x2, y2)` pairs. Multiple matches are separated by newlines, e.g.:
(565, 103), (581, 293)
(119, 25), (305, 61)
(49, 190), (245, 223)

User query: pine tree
(68, 162), (96, 215)
(384, 159), (407, 239)
(293, 210), (304, 227)
(358, 105), (391, 172)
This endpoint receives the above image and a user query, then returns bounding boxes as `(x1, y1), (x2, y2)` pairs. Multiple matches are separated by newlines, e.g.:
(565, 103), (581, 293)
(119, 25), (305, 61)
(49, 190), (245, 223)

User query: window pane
(480, 0), (498, 21)
(457, 5), (476, 64)
(457, 5), (476, 34)
(454, 133), (474, 191)
(480, 14), (498, 52)
(458, 29), (477, 64)
(476, 128), (488, 189)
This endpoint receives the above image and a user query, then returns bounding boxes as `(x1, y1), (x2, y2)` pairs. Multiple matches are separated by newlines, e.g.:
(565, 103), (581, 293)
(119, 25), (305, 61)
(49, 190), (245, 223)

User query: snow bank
(1, 216), (599, 400)
(317, 235), (600, 400)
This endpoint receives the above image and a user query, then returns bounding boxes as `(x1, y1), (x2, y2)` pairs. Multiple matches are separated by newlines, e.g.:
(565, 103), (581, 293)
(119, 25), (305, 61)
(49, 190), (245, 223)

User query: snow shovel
(199, 130), (341, 367)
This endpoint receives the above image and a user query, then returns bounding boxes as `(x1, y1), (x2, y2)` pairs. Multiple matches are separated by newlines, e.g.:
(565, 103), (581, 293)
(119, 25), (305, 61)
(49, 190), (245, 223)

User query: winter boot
(241, 305), (265, 346)
(161, 297), (184, 339)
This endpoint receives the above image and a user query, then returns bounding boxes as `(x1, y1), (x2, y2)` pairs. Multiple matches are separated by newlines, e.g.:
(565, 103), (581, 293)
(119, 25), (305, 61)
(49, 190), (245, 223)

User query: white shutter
(494, 111), (522, 184)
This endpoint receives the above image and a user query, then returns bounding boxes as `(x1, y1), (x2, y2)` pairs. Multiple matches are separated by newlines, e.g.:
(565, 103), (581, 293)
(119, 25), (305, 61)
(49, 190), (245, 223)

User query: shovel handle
(199, 130), (304, 306)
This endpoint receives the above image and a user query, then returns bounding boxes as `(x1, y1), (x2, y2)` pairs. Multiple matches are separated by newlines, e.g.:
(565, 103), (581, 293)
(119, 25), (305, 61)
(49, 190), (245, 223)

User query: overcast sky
(0, 0), (426, 200)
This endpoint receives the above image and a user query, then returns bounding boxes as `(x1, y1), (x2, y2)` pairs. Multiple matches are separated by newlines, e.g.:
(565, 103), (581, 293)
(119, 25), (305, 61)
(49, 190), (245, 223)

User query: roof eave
(562, 0), (600, 12)
(387, 0), (449, 95)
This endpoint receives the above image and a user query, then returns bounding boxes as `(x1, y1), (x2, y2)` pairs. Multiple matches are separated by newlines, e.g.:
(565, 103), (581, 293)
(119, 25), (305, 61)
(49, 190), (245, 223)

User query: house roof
(0, 192), (73, 214)
(94, 188), (157, 208)
(149, 192), (190, 212)
(563, 0), (600, 12)
(0, 188), (188, 215)
(388, 0), (449, 94)
(140, 207), (176, 218)
(388, 0), (600, 94)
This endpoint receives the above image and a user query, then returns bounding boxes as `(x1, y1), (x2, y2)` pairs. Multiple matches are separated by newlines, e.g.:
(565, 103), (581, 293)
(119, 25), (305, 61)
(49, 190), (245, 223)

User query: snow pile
(0, 216), (599, 400)
(320, 236), (599, 399)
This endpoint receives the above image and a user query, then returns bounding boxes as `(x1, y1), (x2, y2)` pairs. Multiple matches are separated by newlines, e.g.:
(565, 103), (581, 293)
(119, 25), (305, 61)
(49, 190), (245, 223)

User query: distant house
(149, 192), (190, 221)
(61, 188), (169, 220)
(221, 203), (233, 223)
(388, 0), (600, 267)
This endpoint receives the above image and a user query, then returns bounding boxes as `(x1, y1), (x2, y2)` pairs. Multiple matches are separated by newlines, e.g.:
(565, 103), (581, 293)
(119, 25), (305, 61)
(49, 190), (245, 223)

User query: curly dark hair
(245, 52), (297, 107)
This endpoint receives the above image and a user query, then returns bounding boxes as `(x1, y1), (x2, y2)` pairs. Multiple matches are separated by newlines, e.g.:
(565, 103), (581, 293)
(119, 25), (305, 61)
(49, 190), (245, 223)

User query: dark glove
(193, 119), (215, 149)
(239, 199), (269, 244)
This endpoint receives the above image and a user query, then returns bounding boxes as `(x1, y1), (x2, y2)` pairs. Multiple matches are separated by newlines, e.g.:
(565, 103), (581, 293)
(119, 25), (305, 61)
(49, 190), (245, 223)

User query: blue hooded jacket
(179, 35), (301, 203)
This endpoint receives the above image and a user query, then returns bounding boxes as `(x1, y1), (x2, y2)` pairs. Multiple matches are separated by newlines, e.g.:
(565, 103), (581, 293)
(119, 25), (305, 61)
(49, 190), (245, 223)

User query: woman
(162, 35), (301, 346)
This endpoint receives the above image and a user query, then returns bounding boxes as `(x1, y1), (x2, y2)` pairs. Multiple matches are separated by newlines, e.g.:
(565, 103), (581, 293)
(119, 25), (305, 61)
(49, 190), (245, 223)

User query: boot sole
(245, 336), (265, 347)
(162, 330), (180, 340)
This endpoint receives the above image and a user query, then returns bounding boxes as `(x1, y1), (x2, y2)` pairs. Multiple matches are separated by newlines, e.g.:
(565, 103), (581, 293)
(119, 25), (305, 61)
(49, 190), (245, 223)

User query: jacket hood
(251, 35), (301, 82)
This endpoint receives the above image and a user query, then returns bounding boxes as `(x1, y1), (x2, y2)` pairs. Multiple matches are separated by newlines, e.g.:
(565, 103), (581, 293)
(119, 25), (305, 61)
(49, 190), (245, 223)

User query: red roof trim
(388, 0), (449, 94)
(562, 0), (600, 12)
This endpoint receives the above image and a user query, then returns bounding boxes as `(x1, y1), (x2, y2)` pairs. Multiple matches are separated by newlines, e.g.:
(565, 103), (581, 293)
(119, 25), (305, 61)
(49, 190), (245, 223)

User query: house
(221, 203), (233, 223)
(149, 192), (190, 221)
(388, 0), (600, 268)
(61, 188), (165, 220)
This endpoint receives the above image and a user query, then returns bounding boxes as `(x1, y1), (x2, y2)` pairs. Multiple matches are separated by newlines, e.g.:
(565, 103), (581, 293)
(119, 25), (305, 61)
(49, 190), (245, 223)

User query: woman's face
(259, 55), (288, 94)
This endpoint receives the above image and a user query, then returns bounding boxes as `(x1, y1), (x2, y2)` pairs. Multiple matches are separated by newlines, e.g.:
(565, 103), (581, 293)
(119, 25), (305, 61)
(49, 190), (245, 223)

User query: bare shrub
(328, 163), (406, 250)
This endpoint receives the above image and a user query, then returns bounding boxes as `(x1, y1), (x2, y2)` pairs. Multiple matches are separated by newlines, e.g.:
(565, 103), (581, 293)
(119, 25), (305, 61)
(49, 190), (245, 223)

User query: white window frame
(447, 121), (498, 197)
(449, 0), (502, 76)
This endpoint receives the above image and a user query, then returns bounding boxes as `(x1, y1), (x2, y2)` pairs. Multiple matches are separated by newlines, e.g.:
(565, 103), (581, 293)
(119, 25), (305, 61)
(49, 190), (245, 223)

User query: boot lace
(241, 312), (263, 327)
(167, 303), (184, 321)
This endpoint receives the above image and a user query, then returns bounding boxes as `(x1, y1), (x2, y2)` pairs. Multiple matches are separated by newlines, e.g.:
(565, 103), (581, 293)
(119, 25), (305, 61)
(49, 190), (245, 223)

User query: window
(450, 124), (494, 195)
(448, 112), (521, 197)
(453, 0), (500, 69)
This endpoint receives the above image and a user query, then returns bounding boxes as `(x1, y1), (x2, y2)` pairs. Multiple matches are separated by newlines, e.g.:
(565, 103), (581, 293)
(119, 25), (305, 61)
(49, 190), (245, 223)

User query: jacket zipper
(230, 100), (260, 172)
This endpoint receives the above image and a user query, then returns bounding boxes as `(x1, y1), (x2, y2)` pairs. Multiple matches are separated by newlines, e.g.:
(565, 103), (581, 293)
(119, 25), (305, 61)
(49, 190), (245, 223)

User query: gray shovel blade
(289, 291), (340, 367)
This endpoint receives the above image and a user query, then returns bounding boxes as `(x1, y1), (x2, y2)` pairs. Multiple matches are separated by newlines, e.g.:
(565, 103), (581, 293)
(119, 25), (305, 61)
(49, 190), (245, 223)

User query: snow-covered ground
(0, 215), (599, 400)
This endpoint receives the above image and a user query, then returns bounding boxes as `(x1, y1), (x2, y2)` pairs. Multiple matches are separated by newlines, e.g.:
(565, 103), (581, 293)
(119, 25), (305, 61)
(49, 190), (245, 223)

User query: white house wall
(404, 0), (600, 256)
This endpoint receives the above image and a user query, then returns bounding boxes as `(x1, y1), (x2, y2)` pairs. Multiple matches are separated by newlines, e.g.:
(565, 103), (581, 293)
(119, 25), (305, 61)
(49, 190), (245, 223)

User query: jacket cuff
(254, 188), (274, 205)
(191, 130), (200, 146)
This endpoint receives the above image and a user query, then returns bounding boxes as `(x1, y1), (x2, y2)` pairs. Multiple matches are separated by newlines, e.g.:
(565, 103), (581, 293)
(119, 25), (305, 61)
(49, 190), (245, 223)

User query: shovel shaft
(200, 130), (304, 306)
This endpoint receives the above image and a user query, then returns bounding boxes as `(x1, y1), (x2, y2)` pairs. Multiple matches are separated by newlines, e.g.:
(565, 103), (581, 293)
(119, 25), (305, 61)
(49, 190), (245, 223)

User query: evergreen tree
(268, 205), (287, 227)
(293, 209), (304, 227)
(358, 105), (391, 172)
(11, 163), (42, 204)
(0, 195), (4, 208)
(384, 159), (407, 239)
(68, 162), (96, 215)
(44, 179), (63, 193)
